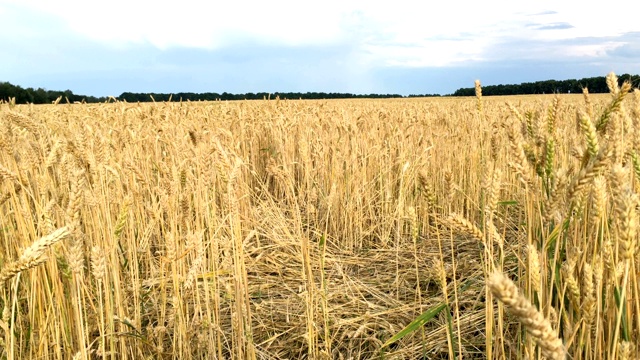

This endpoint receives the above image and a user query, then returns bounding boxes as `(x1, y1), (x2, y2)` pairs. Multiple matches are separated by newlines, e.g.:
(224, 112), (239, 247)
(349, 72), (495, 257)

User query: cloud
(5, 41), (370, 96)
(528, 22), (574, 30)
(451, 30), (640, 66)
(369, 30), (640, 95)
(610, 43), (640, 58)
(530, 10), (558, 16)
(3, 1), (640, 97)
(606, 32), (640, 58)
(3, 0), (351, 49)
(4, 0), (639, 71)
(372, 58), (634, 95)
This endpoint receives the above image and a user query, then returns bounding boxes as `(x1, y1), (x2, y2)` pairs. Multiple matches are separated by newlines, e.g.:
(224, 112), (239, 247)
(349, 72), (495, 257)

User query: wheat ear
(487, 272), (565, 360)
(0, 227), (70, 283)
(446, 213), (484, 243)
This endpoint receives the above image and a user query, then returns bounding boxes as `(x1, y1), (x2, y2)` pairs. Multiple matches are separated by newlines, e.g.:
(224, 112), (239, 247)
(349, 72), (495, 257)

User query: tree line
(0, 81), (440, 104)
(117, 91), (414, 102)
(0, 82), (107, 104)
(452, 74), (640, 96)
(3, 73), (639, 104)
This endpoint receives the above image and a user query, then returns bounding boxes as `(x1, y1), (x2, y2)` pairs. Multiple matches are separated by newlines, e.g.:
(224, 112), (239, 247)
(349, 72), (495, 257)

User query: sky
(1, 1), (639, 96)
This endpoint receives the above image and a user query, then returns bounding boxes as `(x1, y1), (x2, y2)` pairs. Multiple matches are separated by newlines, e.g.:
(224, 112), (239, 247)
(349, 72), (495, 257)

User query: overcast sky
(1, 1), (639, 96)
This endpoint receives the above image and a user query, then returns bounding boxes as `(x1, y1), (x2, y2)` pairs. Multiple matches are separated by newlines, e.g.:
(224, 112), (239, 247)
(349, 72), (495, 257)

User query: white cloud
(6, 0), (350, 49)
(3, 0), (639, 71)
(353, 1), (639, 67)
(564, 42), (627, 58)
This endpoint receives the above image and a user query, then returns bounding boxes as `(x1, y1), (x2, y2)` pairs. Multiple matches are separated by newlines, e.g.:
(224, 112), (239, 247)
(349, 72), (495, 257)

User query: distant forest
(0, 82), (419, 104)
(1, 73), (639, 104)
(118, 91), (412, 102)
(452, 74), (640, 96)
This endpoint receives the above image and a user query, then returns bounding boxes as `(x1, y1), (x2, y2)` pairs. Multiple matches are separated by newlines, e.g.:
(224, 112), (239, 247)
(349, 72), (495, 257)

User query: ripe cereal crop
(0, 73), (638, 359)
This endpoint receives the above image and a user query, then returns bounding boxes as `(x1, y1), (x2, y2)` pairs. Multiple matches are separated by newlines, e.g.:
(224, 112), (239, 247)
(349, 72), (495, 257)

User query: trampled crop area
(0, 75), (638, 359)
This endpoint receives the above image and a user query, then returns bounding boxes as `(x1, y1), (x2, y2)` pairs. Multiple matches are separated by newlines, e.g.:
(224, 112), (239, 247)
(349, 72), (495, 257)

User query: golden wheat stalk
(567, 146), (611, 203)
(475, 80), (483, 114)
(446, 213), (484, 242)
(527, 245), (541, 295)
(596, 73), (631, 134)
(0, 227), (70, 283)
(581, 263), (596, 326)
(487, 272), (565, 360)
(4, 111), (41, 138)
(578, 110), (599, 159)
(0, 163), (20, 185)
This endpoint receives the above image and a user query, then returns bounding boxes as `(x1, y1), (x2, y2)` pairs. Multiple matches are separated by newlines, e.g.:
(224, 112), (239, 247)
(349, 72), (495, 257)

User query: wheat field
(0, 73), (639, 359)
